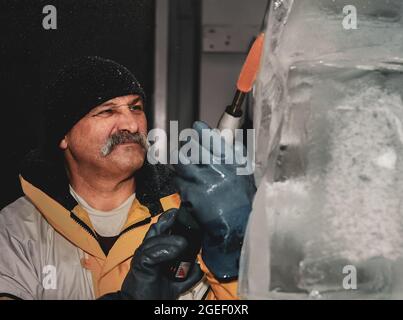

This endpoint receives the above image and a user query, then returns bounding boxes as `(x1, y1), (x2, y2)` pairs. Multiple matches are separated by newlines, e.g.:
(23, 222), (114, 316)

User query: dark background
(0, 0), (156, 208)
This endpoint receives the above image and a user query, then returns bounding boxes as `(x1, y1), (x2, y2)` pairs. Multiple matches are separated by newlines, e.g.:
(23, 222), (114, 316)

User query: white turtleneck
(69, 185), (135, 237)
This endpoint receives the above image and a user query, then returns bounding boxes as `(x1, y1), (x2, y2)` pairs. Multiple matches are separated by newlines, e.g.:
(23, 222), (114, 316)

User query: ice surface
(239, 0), (403, 299)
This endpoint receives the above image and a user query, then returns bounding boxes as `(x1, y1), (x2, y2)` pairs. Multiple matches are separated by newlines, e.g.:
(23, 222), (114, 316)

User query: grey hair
(100, 131), (149, 157)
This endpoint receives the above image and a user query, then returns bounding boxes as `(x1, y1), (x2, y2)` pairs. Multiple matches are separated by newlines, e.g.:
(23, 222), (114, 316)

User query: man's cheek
(139, 116), (147, 133)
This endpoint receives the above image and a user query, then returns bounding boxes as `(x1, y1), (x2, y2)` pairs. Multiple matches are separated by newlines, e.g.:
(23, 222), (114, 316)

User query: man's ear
(59, 136), (68, 150)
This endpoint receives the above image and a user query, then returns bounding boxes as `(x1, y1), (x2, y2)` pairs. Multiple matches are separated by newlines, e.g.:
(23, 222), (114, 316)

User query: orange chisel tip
(237, 33), (265, 93)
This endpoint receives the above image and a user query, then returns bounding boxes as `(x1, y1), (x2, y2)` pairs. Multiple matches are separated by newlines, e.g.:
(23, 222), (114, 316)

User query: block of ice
(239, 0), (403, 299)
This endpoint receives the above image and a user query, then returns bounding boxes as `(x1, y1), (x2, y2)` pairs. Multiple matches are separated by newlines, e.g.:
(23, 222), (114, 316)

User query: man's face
(60, 94), (148, 178)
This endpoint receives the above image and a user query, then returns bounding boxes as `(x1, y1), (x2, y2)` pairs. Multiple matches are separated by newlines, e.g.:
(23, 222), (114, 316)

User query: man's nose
(116, 106), (139, 133)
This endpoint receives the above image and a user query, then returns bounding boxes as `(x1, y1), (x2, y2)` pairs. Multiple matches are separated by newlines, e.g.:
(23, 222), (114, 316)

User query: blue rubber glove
(99, 209), (203, 300)
(173, 121), (256, 281)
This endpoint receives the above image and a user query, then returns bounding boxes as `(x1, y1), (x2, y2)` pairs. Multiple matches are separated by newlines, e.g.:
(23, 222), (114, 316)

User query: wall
(199, 0), (269, 127)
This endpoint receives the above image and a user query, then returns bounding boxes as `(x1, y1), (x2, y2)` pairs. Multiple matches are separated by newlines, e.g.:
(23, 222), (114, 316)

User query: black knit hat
(43, 56), (145, 157)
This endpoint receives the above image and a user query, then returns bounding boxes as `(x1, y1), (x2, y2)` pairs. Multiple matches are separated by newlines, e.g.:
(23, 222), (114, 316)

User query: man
(0, 56), (254, 300)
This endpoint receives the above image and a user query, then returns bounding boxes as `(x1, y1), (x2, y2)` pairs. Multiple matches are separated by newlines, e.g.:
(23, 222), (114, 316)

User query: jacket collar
(20, 175), (158, 278)
(18, 148), (178, 275)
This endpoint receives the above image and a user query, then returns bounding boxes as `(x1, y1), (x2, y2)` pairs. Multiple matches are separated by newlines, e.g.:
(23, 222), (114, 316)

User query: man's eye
(130, 105), (143, 111)
(97, 109), (113, 116)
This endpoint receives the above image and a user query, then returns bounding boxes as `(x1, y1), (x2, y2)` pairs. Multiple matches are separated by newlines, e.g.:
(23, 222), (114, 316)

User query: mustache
(100, 131), (149, 157)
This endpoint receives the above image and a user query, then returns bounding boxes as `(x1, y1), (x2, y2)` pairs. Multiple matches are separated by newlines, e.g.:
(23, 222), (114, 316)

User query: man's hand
(99, 209), (203, 300)
(173, 121), (256, 281)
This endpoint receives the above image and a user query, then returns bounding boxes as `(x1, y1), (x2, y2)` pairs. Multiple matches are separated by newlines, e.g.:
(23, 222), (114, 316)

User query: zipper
(70, 211), (152, 240)
(118, 217), (152, 237)
(70, 212), (98, 239)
